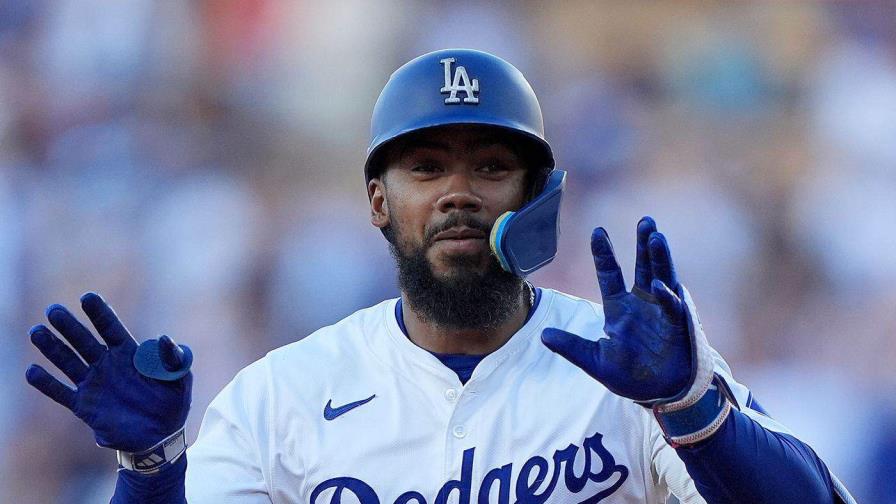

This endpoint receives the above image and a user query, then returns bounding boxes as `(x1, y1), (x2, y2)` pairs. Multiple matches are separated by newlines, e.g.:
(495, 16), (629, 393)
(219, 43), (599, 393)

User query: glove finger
(634, 216), (657, 292)
(591, 227), (626, 299)
(541, 327), (608, 382)
(25, 364), (76, 411)
(648, 232), (679, 289)
(46, 304), (105, 365)
(159, 335), (185, 372)
(651, 279), (684, 320)
(80, 292), (137, 351)
(29, 325), (89, 384)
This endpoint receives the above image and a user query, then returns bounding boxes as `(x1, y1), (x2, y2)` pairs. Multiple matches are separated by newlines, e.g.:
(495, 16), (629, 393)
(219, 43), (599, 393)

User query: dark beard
(388, 216), (525, 331)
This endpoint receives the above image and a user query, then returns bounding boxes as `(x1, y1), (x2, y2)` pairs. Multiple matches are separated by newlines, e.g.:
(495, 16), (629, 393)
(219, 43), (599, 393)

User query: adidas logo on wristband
(117, 427), (187, 475)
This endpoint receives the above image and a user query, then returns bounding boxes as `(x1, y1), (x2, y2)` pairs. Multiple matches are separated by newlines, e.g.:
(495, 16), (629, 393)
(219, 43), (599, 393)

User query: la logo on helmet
(440, 57), (479, 104)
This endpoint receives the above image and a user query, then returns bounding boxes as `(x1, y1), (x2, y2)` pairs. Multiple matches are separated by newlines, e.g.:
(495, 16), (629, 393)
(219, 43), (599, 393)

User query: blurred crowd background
(1, 1), (894, 502)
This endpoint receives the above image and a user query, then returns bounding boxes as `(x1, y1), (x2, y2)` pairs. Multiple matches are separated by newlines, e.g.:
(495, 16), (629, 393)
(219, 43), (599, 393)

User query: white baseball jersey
(185, 288), (788, 503)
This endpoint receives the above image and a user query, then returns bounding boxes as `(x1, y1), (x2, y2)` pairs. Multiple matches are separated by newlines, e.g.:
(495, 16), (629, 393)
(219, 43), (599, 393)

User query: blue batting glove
(542, 217), (693, 404)
(25, 292), (192, 455)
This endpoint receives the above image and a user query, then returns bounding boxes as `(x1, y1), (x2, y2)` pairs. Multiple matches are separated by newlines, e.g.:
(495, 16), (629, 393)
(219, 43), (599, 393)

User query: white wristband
(116, 427), (187, 475)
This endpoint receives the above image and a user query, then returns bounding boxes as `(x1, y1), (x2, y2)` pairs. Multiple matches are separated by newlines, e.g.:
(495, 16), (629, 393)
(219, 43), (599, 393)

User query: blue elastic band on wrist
(654, 375), (733, 446)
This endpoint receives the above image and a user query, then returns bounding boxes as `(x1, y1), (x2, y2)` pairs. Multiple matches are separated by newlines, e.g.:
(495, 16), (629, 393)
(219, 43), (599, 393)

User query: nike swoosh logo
(324, 394), (376, 421)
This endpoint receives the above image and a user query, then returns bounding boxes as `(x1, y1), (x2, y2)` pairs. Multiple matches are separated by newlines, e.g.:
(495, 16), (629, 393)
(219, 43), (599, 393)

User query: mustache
(424, 213), (492, 247)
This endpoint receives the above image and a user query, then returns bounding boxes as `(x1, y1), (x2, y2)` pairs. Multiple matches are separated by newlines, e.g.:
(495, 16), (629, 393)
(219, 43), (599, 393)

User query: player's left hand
(542, 216), (693, 404)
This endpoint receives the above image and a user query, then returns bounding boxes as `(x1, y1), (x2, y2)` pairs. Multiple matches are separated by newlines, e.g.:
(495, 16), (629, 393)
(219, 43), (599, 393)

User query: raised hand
(542, 217), (693, 404)
(25, 292), (192, 455)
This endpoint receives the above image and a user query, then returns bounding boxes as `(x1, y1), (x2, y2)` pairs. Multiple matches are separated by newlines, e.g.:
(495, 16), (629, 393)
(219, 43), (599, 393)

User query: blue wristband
(654, 375), (732, 447)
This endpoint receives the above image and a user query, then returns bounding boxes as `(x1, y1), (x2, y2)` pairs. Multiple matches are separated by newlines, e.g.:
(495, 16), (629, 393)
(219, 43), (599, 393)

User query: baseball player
(25, 49), (856, 503)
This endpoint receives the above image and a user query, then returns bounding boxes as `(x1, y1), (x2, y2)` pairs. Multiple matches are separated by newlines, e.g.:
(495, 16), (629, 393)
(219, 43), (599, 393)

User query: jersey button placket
(443, 387), (473, 480)
(446, 388), (466, 440)
(446, 385), (476, 437)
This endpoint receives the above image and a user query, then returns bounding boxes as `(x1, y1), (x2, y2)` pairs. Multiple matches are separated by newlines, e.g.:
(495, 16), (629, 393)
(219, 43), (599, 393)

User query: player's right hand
(25, 292), (192, 454)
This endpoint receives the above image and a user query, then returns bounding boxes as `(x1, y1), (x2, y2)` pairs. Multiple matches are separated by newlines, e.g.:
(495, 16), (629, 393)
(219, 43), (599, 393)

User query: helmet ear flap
(490, 170), (567, 277)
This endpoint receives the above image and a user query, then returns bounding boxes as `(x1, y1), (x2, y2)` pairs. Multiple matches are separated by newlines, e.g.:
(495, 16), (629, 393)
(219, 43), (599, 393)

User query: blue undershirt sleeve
(675, 408), (835, 503)
(110, 453), (187, 504)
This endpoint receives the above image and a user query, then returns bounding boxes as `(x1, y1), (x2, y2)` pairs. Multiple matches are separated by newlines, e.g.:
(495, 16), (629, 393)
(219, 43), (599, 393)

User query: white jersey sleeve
(185, 358), (276, 503)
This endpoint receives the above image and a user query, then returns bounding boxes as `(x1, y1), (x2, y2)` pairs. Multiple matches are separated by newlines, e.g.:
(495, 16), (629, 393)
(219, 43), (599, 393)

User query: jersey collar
(373, 289), (554, 388)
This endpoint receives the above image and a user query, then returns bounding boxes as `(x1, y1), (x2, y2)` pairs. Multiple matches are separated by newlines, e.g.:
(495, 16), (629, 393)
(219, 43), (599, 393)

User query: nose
(435, 174), (483, 213)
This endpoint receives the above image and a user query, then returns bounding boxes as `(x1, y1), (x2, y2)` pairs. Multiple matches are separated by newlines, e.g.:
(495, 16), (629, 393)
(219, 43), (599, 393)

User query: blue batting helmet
(364, 48), (555, 183)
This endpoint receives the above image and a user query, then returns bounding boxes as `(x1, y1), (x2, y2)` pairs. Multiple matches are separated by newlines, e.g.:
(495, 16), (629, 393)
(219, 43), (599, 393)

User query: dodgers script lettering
(310, 431), (628, 504)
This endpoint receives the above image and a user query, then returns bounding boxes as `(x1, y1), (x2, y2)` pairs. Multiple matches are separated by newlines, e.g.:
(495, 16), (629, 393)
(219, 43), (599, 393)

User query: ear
(368, 178), (390, 229)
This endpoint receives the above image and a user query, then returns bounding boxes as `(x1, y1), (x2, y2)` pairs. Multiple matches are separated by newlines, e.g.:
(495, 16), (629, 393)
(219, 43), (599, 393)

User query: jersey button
(445, 388), (458, 402)
(452, 425), (466, 438)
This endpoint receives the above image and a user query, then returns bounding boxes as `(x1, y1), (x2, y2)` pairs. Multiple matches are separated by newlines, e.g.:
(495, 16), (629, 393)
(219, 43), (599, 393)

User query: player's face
(370, 125), (528, 278)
